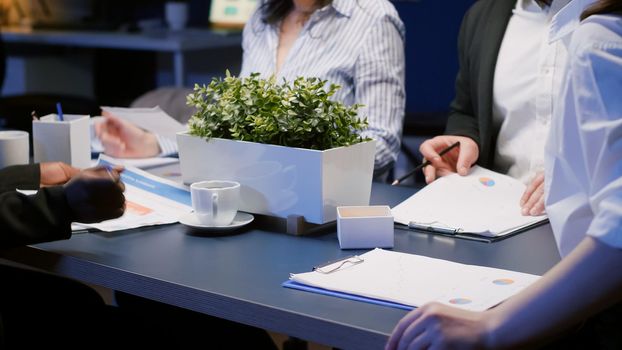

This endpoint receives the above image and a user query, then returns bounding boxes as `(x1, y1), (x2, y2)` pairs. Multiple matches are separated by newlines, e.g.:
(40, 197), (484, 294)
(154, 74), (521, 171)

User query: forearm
(487, 236), (622, 348)
(0, 186), (72, 248)
(0, 164), (41, 193)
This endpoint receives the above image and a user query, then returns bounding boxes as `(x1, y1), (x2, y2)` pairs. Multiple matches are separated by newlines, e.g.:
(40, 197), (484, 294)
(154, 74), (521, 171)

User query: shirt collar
(329, 0), (354, 18)
(535, 0), (552, 9)
(549, 0), (597, 43)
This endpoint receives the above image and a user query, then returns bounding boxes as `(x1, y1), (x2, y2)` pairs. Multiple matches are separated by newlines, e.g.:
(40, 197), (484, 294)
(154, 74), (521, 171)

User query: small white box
(33, 114), (91, 168)
(337, 206), (394, 249)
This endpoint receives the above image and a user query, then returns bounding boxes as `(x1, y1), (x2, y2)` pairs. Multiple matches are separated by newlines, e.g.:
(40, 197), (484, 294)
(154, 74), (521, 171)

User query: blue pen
(56, 102), (64, 121)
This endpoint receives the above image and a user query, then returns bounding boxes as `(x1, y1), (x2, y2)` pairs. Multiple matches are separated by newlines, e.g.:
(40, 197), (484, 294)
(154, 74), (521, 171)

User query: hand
(419, 136), (479, 184)
(63, 166), (126, 223)
(520, 172), (545, 216)
(40, 162), (80, 186)
(95, 112), (161, 158)
(386, 302), (494, 350)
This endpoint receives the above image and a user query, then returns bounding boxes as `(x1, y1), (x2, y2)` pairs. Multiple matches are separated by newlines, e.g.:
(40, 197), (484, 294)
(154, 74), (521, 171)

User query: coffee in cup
(190, 180), (240, 226)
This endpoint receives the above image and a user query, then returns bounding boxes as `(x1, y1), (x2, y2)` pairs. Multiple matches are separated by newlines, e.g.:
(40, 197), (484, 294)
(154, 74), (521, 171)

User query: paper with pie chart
(391, 166), (548, 237)
(289, 248), (540, 312)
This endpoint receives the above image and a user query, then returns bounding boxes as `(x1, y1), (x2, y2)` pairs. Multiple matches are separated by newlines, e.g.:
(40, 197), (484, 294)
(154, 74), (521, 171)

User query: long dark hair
(260, 0), (331, 24)
(581, 0), (622, 20)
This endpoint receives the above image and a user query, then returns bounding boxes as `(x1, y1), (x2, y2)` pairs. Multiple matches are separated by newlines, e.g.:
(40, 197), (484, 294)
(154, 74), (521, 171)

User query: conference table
(0, 174), (561, 350)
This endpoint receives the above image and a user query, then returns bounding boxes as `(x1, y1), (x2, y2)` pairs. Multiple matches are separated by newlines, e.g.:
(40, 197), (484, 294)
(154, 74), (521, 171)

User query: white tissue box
(337, 206), (394, 249)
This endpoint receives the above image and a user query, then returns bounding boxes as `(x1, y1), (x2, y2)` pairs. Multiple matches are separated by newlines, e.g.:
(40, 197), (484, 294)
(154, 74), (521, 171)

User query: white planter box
(177, 132), (375, 224)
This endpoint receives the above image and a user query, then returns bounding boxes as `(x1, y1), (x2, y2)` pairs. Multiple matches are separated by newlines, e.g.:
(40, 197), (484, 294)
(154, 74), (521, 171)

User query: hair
(260, 0), (332, 24)
(581, 0), (622, 20)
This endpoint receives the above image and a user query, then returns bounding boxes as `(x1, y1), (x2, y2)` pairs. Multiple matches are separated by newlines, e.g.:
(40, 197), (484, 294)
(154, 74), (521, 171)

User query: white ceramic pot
(177, 133), (376, 224)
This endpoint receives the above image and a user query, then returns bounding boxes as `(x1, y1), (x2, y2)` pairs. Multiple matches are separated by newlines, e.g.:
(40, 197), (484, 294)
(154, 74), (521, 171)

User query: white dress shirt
(493, 0), (570, 184)
(241, 0), (406, 171)
(545, 0), (622, 257)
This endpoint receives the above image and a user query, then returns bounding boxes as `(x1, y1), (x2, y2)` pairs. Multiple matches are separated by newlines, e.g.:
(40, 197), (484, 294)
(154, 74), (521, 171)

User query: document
(75, 155), (192, 232)
(391, 166), (548, 240)
(99, 106), (187, 140)
(288, 248), (540, 312)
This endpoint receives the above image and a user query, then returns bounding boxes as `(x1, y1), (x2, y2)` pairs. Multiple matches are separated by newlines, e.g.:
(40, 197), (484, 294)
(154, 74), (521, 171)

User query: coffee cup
(190, 180), (240, 226)
(0, 130), (30, 169)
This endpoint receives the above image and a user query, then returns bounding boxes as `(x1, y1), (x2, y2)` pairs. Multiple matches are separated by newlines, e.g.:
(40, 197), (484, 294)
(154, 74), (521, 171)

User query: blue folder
(282, 280), (414, 311)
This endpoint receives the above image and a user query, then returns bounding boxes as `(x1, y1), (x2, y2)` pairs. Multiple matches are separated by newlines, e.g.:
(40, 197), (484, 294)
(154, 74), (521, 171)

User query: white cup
(190, 180), (240, 226)
(165, 2), (189, 31)
(0, 130), (30, 169)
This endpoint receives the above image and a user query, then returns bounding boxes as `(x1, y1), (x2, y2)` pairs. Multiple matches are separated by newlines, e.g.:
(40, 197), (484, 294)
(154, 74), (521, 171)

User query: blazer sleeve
(0, 165), (73, 249)
(0, 164), (41, 194)
(444, 2), (484, 148)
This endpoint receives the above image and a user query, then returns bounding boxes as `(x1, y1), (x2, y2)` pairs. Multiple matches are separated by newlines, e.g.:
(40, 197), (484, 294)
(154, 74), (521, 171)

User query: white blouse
(545, 1), (622, 256)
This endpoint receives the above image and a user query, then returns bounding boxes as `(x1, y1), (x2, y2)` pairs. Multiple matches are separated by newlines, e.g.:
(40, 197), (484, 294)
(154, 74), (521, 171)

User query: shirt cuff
(156, 135), (179, 157)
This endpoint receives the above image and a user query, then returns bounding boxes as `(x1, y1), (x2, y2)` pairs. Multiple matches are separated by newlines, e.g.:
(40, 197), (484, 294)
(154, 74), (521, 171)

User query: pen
(392, 141), (461, 186)
(56, 102), (64, 121)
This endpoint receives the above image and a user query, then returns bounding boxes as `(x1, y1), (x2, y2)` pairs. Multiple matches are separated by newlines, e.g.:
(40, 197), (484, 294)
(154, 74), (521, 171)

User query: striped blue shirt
(160, 0), (405, 171)
(240, 0), (406, 171)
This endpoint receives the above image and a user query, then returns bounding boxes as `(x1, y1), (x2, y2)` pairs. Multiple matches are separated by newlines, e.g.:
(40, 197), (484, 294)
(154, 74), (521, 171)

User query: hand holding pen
(393, 136), (479, 185)
(392, 141), (461, 185)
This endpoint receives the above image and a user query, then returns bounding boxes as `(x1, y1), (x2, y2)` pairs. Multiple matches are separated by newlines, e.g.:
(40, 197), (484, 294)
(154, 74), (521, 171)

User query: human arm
(0, 166), (125, 248)
(95, 112), (162, 158)
(355, 10), (406, 172)
(0, 162), (80, 194)
(386, 236), (622, 350)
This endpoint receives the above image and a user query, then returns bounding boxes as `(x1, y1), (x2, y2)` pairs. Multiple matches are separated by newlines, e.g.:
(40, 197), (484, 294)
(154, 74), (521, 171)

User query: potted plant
(177, 71), (376, 225)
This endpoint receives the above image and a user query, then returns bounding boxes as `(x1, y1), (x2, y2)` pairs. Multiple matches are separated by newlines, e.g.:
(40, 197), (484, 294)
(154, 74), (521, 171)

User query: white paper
(100, 106), (187, 140)
(97, 156), (179, 170)
(391, 166), (547, 237)
(75, 155), (192, 232)
(291, 248), (540, 311)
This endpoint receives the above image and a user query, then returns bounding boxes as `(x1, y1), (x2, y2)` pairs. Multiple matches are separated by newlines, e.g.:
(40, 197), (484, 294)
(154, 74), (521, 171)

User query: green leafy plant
(186, 71), (370, 150)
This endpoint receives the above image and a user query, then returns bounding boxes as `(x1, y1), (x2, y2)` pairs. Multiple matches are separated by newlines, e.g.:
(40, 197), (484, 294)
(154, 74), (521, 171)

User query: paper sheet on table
(391, 166), (547, 237)
(100, 106), (187, 140)
(289, 248), (540, 312)
(17, 160), (191, 233)
(75, 155), (192, 232)
(93, 156), (179, 170)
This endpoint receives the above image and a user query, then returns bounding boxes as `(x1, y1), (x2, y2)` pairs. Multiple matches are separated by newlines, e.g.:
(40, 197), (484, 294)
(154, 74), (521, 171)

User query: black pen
(392, 141), (461, 186)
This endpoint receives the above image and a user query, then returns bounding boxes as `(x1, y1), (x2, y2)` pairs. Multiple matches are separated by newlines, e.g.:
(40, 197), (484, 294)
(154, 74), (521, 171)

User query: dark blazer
(0, 164), (72, 249)
(445, 0), (516, 168)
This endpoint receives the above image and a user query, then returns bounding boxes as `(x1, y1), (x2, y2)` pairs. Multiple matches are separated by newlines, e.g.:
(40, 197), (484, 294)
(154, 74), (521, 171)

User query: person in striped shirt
(96, 0), (406, 177)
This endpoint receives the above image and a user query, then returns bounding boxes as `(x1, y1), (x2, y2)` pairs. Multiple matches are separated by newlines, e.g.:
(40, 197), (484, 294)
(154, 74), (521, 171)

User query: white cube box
(33, 114), (91, 169)
(337, 206), (394, 249)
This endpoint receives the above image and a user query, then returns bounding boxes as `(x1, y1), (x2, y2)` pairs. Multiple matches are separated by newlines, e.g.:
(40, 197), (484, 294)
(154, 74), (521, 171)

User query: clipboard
(286, 249), (541, 312)
(395, 218), (550, 243)
(391, 166), (549, 243)
(282, 280), (414, 311)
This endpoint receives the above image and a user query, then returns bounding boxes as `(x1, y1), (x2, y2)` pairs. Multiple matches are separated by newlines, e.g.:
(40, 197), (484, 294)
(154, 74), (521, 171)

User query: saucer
(179, 211), (254, 231)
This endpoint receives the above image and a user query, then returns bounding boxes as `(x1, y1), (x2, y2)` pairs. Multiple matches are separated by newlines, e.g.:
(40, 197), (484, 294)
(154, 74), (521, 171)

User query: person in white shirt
(419, 0), (572, 217)
(386, 1), (622, 348)
(96, 0), (406, 176)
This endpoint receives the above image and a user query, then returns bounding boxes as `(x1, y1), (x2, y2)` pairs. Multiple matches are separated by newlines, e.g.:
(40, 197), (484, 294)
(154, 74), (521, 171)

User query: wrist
(142, 132), (161, 157)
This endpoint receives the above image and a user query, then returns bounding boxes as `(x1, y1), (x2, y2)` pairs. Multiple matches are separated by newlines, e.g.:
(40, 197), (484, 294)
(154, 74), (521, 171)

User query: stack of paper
(288, 248), (540, 311)
(73, 155), (192, 232)
(391, 166), (547, 238)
